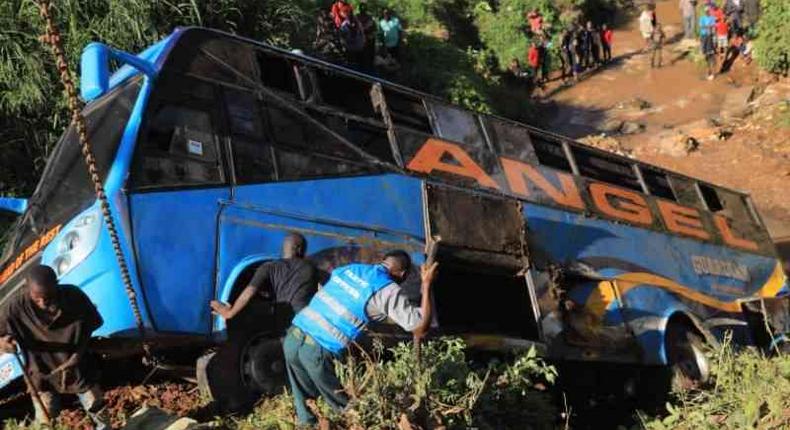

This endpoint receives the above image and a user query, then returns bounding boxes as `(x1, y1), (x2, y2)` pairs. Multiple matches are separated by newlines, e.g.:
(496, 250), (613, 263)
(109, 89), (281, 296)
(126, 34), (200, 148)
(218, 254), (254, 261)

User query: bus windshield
(0, 78), (141, 264)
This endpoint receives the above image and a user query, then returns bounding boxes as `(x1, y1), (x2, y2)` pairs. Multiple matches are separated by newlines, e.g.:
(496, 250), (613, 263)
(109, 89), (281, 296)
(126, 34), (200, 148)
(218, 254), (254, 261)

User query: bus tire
(240, 333), (286, 395)
(665, 322), (709, 390)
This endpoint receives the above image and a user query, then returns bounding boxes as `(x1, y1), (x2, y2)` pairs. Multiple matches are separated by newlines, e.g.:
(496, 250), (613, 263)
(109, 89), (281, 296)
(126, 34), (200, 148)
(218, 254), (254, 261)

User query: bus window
(530, 133), (572, 172)
(224, 88), (264, 137)
(485, 118), (537, 164)
(669, 176), (704, 209)
(264, 104), (378, 180)
(428, 102), (486, 149)
(382, 89), (432, 134)
(698, 183), (724, 212)
(315, 69), (375, 117)
(224, 88), (276, 184)
(257, 51), (299, 96)
(133, 103), (224, 188)
(641, 167), (676, 200)
(572, 146), (642, 192)
(6, 78), (141, 255)
(310, 110), (395, 164)
(166, 32), (257, 89)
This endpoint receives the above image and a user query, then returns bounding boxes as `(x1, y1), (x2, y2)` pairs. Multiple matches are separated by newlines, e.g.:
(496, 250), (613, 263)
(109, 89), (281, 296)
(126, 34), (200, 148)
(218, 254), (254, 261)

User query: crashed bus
(0, 27), (787, 397)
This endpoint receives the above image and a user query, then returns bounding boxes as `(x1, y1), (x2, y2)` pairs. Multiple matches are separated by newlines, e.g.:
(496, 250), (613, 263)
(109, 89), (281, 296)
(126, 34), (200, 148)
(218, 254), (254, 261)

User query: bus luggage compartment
(422, 183), (540, 343)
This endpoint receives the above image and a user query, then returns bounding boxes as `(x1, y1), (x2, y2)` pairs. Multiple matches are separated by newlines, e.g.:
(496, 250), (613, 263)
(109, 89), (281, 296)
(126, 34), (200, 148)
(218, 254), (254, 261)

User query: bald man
(211, 232), (318, 322)
(0, 265), (108, 428)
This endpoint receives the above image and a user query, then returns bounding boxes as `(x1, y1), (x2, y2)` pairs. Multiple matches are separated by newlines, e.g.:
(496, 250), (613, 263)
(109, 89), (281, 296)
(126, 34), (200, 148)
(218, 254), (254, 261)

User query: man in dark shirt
(0, 265), (108, 428)
(210, 232), (318, 323)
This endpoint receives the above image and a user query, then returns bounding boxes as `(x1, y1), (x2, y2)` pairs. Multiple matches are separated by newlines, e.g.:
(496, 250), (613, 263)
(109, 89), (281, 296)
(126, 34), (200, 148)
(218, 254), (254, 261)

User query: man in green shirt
(379, 8), (403, 61)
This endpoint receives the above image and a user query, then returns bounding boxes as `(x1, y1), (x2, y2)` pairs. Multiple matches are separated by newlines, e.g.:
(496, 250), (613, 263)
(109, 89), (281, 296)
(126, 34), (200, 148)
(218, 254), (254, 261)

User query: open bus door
(422, 183), (542, 347)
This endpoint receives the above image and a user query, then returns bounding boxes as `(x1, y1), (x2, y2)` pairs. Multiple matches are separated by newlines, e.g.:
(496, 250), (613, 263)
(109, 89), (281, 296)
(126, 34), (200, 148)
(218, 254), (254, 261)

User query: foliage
(754, 0), (790, 75)
(329, 337), (558, 429)
(641, 337), (790, 430)
(473, 0), (561, 71)
(221, 338), (558, 429)
(0, 0), (316, 200)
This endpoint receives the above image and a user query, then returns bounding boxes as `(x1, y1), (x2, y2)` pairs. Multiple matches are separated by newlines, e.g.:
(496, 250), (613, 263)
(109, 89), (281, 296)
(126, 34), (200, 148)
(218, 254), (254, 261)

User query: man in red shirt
(527, 9), (543, 35)
(715, 18), (729, 55)
(601, 23), (613, 63)
(330, 0), (353, 28)
(527, 41), (541, 86)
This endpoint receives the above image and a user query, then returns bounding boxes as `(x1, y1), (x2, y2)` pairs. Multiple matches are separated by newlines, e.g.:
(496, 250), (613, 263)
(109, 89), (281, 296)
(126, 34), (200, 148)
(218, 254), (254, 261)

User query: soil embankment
(539, 0), (790, 240)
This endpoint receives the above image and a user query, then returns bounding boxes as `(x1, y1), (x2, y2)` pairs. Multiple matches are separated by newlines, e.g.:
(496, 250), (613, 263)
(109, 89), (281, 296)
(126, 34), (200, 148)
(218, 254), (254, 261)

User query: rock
(578, 134), (632, 156)
(617, 97), (652, 110)
(677, 118), (721, 142)
(720, 85), (756, 119)
(122, 407), (198, 430)
(620, 121), (645, 134)
(600, 118), (624, 133)
(654, 133), (698, 157)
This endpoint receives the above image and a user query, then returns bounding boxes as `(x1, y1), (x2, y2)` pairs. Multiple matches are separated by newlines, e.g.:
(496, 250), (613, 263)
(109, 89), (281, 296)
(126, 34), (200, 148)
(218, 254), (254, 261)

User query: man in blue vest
(283, 250), (438, 426)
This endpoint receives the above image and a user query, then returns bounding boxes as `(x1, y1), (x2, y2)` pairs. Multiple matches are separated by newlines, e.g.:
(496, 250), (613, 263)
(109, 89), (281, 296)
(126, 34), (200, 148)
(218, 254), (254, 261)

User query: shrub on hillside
(332, 337), (559, 429)
(473, 0), (561, 71)
(641, 336), (790, 429)
(754, 0), (789, 75)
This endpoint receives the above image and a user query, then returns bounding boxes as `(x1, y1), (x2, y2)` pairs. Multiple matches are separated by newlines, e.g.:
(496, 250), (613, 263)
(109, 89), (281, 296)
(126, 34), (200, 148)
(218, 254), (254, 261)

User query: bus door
(128, 75), (230, 334)
(422, 183), (542, 341)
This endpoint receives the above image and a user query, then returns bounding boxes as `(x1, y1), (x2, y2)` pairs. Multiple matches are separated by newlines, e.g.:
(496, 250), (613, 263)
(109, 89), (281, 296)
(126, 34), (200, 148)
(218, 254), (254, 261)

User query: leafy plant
(641, 335), (790, 430)
(329, 337), (558, 429)
(754, 0), (790, 75)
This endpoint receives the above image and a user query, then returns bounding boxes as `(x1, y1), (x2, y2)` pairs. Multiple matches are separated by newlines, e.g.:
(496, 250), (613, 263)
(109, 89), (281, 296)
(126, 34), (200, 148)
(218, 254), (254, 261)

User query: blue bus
(0, 27), (786, 397)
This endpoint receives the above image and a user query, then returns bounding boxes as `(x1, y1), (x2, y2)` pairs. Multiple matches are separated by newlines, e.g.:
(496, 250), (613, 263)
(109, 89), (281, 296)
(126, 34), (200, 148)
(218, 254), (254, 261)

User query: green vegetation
(236, 337), (558, 429)
(754, 0), (790, 75)
(641, 338), (790, 430)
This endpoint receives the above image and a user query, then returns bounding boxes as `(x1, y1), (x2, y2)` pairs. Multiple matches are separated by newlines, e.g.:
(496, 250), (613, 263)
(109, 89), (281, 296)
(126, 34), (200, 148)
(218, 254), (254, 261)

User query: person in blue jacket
(283, 250), (438, 426)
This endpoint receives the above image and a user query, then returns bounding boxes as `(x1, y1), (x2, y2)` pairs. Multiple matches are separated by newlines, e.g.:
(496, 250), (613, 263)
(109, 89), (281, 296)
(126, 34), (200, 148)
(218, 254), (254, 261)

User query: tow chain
(35, 1), (149, 353)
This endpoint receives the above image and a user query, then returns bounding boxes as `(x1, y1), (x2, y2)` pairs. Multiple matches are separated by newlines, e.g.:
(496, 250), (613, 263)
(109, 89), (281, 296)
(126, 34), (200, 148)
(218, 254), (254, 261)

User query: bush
(329, 337), (558, 429)
(473, 0), (561, 71)
(754, 0), (790, 75)
(641, 336), (790, 430)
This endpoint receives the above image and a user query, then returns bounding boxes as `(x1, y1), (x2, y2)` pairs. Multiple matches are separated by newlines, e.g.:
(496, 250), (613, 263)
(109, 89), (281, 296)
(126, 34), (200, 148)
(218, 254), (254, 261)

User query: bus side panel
(231, 174), (426, 238)
(524, 203), (781, 364)
(214, 174), (426, 333)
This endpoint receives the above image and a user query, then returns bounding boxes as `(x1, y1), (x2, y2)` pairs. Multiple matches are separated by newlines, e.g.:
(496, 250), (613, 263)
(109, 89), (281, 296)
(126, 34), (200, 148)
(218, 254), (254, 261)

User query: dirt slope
(538, 0), (790, 240)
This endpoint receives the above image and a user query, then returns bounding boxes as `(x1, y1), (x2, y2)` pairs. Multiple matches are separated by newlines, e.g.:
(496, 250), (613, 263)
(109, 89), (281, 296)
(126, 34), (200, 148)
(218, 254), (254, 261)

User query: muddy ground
(538, 0), (790, 240)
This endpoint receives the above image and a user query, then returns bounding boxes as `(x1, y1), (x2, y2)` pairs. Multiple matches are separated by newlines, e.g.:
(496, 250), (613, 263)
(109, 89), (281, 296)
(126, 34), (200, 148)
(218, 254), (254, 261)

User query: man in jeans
(0, 265), (109, 428)
(283, 251), (438, 426)
(699, 8), (718, 79)
(379, 8), (403, 61)
(680, 0), (697, 38)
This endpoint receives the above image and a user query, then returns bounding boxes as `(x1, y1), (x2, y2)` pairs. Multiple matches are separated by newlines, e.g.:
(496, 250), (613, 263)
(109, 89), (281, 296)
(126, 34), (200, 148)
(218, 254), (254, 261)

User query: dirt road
(538, 0), (790, 239)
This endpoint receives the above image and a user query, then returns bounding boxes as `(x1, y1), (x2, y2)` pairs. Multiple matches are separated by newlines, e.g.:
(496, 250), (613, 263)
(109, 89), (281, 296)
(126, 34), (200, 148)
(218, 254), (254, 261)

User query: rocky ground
(538, 0), (790, 241)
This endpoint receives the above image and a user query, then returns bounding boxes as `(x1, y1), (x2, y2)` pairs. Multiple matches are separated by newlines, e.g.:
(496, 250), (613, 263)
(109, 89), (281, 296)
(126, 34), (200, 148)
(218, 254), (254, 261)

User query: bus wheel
(240, 333), (286, 395)
(666, 324), (709, 390)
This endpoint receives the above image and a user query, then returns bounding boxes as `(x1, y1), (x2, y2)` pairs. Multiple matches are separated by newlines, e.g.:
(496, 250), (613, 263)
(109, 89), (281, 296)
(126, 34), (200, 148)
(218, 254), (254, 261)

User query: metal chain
(35, 0), (148, 350)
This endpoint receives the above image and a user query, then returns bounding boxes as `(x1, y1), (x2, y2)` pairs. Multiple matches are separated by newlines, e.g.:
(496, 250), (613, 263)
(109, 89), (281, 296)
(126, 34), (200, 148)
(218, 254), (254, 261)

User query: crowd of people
(695, 0), (755, 79)
(509, 9), (616, 89)
(641, 0), (756, 80)
(315, 0), (404, 73)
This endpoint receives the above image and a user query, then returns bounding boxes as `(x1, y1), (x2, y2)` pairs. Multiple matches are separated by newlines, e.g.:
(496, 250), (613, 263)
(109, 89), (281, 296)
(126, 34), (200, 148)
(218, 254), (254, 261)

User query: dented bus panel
(0, 27), (787, 391)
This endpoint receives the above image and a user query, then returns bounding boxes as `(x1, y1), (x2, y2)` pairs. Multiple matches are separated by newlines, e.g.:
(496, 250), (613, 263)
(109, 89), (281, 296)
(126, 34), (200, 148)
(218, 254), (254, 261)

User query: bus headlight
(51, 208), (101, 277)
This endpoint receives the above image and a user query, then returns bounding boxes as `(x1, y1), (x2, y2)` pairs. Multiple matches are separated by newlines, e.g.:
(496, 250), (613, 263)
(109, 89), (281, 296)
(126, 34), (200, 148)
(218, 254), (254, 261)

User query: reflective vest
(292, 263), (393, 354)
